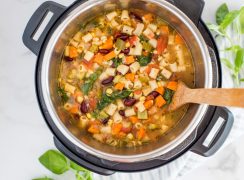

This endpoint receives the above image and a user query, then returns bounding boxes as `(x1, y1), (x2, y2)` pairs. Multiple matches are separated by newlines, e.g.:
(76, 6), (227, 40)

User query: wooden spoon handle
(186, 88), (244, 108)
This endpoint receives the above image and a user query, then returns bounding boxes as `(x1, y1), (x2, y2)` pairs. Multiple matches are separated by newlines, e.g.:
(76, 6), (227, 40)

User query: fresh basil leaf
(221, 58), (234, 70)
(111, 90), (132, 99)
(206, 23), (225, 36)
(220, 10), (240, 30)
(163, 88), (174, 105)
(137, 54), (152, 66)
(81, 69), (102, 95)
(81, 83), (92, 95)
(234, 48), (244, 73)
(32, 177), (54, 180)
(240, 7), (244, 34)
(216, 3), (229, 25)
(57, 87), (69, 104)
(112, 58), (122, 68)
(139, 35), (148, 42)
(70, 161), (87, 172)
(39, 150), (69, 175)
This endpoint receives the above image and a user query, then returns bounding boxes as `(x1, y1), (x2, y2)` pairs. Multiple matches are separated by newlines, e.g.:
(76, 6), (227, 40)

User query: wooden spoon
(168, 81), (244, 112)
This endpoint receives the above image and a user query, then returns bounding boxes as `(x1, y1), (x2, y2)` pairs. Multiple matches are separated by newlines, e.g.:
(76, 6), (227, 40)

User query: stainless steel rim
(41, 0), (213, 162)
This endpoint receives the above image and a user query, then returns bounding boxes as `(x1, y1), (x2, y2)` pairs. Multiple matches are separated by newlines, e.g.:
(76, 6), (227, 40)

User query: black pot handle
(53, 137), (115, 176)
(174, 0), (205, 26)
(22, 1), (65, 55)
(190, 107), (233, 157)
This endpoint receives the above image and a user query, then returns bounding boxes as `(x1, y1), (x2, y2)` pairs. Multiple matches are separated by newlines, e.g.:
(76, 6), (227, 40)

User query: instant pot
(23, 0), (234, 175)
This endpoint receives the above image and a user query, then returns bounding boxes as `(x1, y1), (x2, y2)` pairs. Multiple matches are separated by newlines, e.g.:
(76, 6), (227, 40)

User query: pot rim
(39, 0), (213, 162)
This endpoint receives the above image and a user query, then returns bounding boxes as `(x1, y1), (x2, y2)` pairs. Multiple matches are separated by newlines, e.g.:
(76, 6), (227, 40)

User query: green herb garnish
(57, 87), (69, 103)
(112, 58), (122, 68)
(207, 3), (244, 86)
(36, 149), (93, 180)
(163, 88), (174, 105)
(81, 68), (103, 95)
(139, 35), (148, 42)
(97, 90), (131, 110)
(137, 54), (152, 66)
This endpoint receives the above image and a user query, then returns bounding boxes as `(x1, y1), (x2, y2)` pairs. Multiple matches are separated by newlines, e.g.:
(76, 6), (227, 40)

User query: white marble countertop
(0, 0), (243, 180)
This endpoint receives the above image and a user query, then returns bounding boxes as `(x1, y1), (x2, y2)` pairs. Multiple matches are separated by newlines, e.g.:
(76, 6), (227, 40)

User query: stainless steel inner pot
(41, 0), (213, 162)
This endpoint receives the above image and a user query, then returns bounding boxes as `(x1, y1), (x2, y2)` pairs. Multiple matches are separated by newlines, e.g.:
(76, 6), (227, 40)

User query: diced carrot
(112, 123), (123, 135)
(69, 104), (79, 114)
(148, 64), (160, 69)
(145, 66), (151, 74)
(156, 86), (165, 95)
(93, 53), (104, 65)
(134, 90), (142, 95)
(157, 35), (168, 55)
(137, 127), (146, 140)
(129, 116), (139, 124)
(73, 91), (82, 98)
(69, 46), (78, 58)
(100, 37), (113, 49)
(160, 25), (169, 35)
(155, 95), (166, 108)
(125, 73), (135, 82)
(175, 34), (184, 44)
(167, 81), (178, 91)
(144, 100), (154, 110)
(125, 56), (135, 65)
(82, 59), (94, 70)
(117, 132), (127, 138)
(88, 124), (100, 134)
(114, 82), (125, 91)
(103, 51), (116, 61)
(143, 13), (154, 22)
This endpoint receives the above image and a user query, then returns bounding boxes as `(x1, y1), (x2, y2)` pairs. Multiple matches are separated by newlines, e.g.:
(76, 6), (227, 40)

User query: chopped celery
(137, 110), (148, 119)
(115, 39), (125, 50)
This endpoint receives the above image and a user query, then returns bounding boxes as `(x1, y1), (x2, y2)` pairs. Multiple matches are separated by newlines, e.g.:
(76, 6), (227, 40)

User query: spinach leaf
(81, 68), (103, 95)
(139, 35), (148, 42)
(220, 10), (240, 30)
(39, 150), (69, 175)
(57, 87), (69, 104)
(32, 177), (53, 180)
(163, 88), (174, 105)
(216, 3), (229, 25)
(240, 7), (244, 34)
(112, 58), (122, 68)
(234, 48), (244, 73)
(137, 54), (152, 66)
(97, 90), (131, 110)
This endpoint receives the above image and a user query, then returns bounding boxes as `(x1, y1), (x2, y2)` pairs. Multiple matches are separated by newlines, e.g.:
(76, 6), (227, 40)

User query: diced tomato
(82, 59), (94, 70)
(89, 98), (97, 110)
(157, 35), (168, 55)
(128, 35), (138, 46)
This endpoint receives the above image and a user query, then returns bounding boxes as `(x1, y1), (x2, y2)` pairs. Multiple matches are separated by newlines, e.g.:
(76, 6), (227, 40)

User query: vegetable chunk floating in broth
(58, 10), (195, 147)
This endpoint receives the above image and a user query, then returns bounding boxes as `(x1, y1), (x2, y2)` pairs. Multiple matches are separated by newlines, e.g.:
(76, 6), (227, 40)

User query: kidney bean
(119, 110), (125, 116)
(124, 98), (137, 107)
(101, 76), (114, 85)
(115, 33), (130, 41)
(80, 101), (89, 113)
(98, 49), (110, 54)
(64, 56), (74, 61)
(101, 117), (110, 125)
(121, 48), (130, 55)
(148, 91), (160, 98)
(129, 12), (143, 22)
